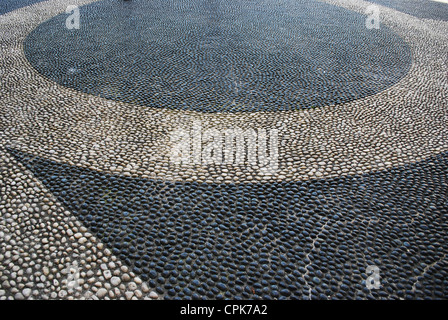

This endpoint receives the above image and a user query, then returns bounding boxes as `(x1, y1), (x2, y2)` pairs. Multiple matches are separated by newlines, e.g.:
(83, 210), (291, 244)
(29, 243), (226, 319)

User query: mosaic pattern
(24, 0), (412, 112)
(1, 0), (447, 300)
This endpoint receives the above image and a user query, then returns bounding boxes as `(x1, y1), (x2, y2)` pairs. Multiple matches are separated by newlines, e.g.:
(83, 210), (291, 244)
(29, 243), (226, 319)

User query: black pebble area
(9, 148), (448, 300)
(24, 0), (412, 112)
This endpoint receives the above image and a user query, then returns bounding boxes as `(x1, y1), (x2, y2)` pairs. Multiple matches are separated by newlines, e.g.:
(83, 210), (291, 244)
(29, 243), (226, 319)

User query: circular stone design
(24, 0), (411, 112)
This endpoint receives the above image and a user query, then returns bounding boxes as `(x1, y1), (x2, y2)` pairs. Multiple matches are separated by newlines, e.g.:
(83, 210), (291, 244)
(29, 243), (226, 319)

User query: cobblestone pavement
(0, 0), (447, 300)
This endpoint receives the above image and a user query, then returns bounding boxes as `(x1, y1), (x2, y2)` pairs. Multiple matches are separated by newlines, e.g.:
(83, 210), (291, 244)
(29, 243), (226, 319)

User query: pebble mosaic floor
(0, 0), (447, 300)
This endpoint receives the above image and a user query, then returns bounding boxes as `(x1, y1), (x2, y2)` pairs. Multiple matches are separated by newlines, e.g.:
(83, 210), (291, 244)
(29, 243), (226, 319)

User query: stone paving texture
(0, 0), (447, 300)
